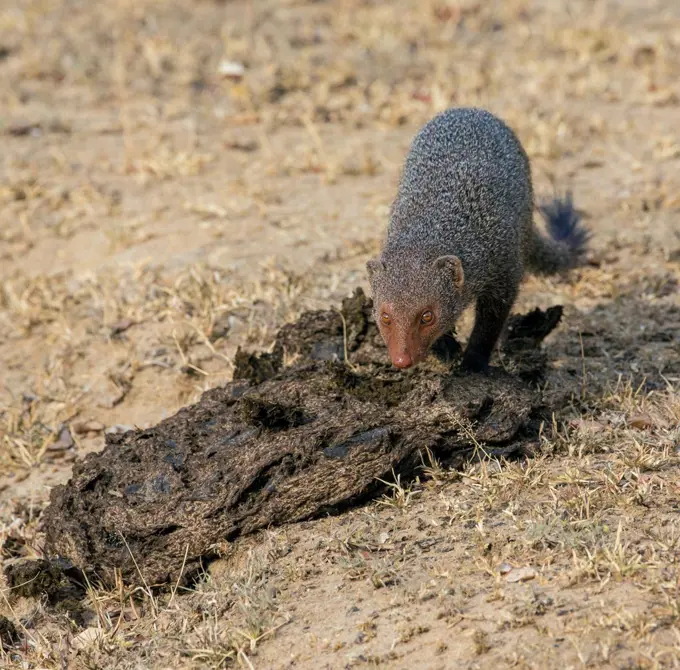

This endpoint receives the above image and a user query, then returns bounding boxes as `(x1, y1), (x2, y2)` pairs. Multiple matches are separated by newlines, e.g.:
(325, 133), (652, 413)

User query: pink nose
(392, 352), (413, 369)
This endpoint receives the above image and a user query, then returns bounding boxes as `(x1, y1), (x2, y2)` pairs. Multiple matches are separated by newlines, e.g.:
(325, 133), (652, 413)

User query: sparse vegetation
(1, 0), (680, 668)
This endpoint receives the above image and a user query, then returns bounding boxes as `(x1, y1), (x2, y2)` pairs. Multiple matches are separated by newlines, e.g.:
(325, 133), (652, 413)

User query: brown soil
(1, 0), (679, 668)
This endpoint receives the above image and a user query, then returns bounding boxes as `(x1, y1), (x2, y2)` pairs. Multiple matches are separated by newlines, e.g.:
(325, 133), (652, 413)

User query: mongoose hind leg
(461, 285), (518, 374)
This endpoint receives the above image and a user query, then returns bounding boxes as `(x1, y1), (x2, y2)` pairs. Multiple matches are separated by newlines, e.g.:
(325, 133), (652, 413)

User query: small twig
(120, 532), (158, 619)
(578, 330), (587, 400)
(172, 330), (189, 367)
(333, 307), (357, 371)
(185, 319), (231, 365)
(301, 114), (335, 181)
(82, 570), (107, 632)
(168, 544), (190, 609)
(173, 329), (209, 376)
(233, 617), (291, 648)
(237, 648), (255, 670)
(0, 587), (37, 645)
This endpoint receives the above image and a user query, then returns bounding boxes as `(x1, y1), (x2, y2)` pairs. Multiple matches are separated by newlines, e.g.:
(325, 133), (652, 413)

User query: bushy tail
(526, 193), (590, 275)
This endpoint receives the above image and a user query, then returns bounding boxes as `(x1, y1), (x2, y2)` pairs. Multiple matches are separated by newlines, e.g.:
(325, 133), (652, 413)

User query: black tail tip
(538, 192), (590, 254)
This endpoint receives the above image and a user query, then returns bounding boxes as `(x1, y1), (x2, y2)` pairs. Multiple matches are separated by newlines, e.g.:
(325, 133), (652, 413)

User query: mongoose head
(367, 249), (465, 369)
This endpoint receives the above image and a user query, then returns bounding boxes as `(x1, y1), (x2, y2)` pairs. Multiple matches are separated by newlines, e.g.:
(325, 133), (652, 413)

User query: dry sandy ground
(1, 0), (679, 668)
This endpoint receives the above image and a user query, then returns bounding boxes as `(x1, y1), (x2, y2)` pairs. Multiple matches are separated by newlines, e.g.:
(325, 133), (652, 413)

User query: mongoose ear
(434, 255), (464, 289)
(366, 258), (385, 279)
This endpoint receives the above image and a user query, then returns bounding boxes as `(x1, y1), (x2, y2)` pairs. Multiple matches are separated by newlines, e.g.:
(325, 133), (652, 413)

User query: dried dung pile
(41, 289), (563, 587)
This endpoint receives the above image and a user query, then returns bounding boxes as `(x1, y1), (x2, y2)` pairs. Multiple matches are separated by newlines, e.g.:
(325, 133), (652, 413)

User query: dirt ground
(1, 0), (679, 668)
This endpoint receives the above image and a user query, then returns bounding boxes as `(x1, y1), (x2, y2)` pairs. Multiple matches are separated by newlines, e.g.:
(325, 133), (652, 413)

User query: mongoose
(367, 107), (588, 373)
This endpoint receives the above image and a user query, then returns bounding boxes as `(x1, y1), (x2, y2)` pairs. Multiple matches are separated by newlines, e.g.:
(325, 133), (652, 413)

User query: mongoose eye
(380, 313), (392, 326)
(421, 310), (434, 325)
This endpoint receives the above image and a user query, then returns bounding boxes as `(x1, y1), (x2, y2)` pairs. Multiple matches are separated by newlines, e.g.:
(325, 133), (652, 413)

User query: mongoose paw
(431, 333), (463, 364)
(461, 351), (490, 374)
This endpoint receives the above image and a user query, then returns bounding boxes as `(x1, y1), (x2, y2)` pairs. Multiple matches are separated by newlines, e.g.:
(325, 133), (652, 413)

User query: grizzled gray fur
(367, 107), (588, 373)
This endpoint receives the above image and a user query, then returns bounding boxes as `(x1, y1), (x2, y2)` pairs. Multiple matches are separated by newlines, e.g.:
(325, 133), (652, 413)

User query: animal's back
(387, 108), (533, 284)
(407, 107), (527, 168)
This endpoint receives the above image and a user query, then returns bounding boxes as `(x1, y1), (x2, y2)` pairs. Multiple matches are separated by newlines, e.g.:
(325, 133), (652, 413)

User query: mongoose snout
(370, 254), (465, 369)
(375, 302), (435, 369)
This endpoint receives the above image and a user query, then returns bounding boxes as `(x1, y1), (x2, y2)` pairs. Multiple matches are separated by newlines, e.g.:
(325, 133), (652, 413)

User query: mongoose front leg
(431, 332), (462, 363)
(461, 287), (517, 373)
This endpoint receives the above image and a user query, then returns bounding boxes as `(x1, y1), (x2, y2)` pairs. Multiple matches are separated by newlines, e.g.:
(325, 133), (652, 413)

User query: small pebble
(218, 60), (245, 80)
(105, 424), (135, 435)
(73, 420), (105, 435)
(506, 566), (537, 583)
(497, 562), (513, 575)
(569, 418), (606, 434)
(71, 627), (102, 651)
(627, 414), (653, 430)
(47, 427), (74, 451)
